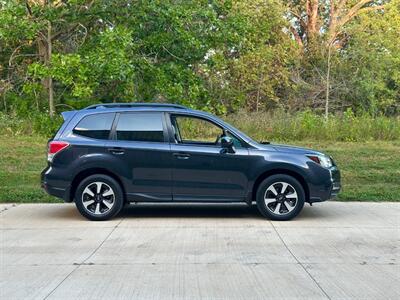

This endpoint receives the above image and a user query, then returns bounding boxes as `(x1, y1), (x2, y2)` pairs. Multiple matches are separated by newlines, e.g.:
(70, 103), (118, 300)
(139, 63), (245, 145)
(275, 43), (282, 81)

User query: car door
(106, 111), (172, 201)
(169, 113), (251, 202)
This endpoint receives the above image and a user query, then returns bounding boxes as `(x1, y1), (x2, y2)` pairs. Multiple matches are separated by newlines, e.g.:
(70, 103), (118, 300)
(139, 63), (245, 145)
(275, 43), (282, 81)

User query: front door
(169, 114), (250, 202)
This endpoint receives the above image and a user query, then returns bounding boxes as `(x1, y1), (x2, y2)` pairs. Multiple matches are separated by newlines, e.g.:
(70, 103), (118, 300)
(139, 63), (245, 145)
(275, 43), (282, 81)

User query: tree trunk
(2, 93), (7, 113)
(256, 74), (263, 113)
(325, 43), (333, 120)
(47, 20), (55, 117)
(306, 0), (319, 48)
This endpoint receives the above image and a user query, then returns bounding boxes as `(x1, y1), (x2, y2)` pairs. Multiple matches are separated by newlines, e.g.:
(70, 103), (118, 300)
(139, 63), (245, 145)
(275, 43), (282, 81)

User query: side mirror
(220, 136), (235, 153)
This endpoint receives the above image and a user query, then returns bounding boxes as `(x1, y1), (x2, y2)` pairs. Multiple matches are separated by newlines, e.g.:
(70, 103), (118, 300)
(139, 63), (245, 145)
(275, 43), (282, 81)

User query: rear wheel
(75, 174), (124, 221)
(256, 174), (305, 221)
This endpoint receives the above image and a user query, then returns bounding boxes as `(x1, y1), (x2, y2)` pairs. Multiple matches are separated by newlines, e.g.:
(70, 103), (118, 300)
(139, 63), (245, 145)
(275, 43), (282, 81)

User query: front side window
(172, 115), (224, 145)
(73, 113), (115, 139)
(116, 113), (165, 142)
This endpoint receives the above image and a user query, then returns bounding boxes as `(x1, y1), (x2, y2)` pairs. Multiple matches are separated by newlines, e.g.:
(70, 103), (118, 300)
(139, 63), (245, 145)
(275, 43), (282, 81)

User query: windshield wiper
(260, 141), (270, 145)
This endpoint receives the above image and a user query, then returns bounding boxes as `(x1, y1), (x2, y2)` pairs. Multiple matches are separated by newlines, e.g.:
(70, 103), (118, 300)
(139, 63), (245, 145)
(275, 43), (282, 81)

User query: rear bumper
(41, 166), (71, 202)
(41, 181), (67, 199)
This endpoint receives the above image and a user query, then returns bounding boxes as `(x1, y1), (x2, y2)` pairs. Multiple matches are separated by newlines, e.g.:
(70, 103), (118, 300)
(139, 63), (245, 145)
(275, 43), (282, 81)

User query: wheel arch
(69, 168), (126, 202)
(251, 169), (309, 202)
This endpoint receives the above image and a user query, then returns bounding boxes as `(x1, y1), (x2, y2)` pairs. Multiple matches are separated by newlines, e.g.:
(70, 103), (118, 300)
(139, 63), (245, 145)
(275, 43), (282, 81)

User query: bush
(0, 112), (63, 137)
(0, 110), (399, 141)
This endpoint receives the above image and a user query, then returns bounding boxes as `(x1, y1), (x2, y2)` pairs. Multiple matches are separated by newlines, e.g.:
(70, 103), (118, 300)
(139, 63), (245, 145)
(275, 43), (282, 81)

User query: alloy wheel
(81, 181), (115, 215)
(264, 181), (298, 216)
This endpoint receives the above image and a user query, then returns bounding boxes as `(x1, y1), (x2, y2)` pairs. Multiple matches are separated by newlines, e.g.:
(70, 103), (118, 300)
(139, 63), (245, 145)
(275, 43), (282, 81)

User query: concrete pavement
(0, 202), (399, 300)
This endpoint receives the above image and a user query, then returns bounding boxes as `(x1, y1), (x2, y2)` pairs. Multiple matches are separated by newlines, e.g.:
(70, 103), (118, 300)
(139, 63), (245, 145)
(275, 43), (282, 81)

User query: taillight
(48, 141), (69, 162)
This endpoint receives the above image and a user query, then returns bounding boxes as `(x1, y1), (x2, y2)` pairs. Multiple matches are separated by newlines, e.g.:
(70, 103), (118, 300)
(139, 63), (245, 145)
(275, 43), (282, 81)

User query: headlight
(307, 154), (333, 168)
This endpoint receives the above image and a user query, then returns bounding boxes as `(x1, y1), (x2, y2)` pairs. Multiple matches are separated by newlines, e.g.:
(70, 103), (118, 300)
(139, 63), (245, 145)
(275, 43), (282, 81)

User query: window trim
(110, 111), (169, 144)
(72, 112), (116, 141)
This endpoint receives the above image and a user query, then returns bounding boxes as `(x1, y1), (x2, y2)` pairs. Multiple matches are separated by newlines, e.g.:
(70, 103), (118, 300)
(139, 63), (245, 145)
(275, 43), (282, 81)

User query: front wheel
(256, 174), (305, 221)
(75, 174), (124, 221)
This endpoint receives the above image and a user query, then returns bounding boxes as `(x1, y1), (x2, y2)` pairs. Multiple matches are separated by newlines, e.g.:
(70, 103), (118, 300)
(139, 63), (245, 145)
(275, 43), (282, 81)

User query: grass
(226, 110), (400, 142)
(0, 136), (55, 203)
(296, 141), (400, 201)
(0, 135), (399, 203)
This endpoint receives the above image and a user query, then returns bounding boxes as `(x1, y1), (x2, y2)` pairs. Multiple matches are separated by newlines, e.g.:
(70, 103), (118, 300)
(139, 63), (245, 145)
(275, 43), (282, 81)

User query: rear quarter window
(73, 113), (115, 139)
(116, 113), (165, 142)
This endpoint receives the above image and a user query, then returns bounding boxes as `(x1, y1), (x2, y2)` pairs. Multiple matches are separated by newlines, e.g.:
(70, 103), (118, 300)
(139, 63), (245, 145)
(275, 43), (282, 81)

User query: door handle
(108, 147), (125, 155)
(173, 152), (191, 160)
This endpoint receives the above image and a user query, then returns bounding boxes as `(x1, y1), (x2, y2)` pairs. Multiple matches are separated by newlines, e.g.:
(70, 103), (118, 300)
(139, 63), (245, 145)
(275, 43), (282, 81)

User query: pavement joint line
(270, 221), (332, 300)
(1, 224), (399, 231)
(41, 217), (124, 300)
(4, 261), (398, 267)
(81, 217), (124, 263)
(261, 225), (397, 229)
(1, 226), (120, 230)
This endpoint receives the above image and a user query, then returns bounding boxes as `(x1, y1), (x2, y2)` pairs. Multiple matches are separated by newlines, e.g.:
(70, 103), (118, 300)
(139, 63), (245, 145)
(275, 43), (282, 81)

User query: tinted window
(73, 113), (115, 139)
(116, 113), (164, 142)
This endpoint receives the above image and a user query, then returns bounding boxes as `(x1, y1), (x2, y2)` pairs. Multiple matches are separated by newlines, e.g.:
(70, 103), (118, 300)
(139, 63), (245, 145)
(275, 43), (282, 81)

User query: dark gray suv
(41, 103), (341, 221)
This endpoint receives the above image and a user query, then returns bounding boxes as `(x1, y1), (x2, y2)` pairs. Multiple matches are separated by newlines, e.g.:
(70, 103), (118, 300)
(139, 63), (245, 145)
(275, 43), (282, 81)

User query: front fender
(248, 149), (333, 200)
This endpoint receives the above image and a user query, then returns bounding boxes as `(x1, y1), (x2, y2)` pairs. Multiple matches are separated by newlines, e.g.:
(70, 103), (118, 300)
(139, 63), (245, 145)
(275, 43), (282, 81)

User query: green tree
(1, 0), (99, 116)
(0, 0), (398, 116)
(338, 0), (400, 114)
(287, 0), (390, 116)
(229, 0), (297, 111)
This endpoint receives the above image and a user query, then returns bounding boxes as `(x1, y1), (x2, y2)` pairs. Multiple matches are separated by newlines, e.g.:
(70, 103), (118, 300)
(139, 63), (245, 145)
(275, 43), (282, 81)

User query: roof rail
(85, 103), (188, 110)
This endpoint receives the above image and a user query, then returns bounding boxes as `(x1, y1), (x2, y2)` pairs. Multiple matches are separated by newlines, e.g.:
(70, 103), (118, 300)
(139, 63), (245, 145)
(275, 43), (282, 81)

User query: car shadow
(118, 203), (325, 221)
(46, 203), (332, 222)
(120, 203), (261, 219)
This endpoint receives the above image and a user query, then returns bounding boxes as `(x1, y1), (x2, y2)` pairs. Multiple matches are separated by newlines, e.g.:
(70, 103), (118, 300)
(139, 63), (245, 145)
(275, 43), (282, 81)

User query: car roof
(85, 103), (188, 111)
(77, 102), (213, 117)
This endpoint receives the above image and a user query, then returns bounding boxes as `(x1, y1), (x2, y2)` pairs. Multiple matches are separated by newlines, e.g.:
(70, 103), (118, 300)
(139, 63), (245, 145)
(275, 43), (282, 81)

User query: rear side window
(116, 113), (164, 142)
(73, 113), (115, 139)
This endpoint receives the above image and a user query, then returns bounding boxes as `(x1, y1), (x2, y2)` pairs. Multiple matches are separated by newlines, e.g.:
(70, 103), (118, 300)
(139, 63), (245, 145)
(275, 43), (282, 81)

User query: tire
(75, 174), (124, 221)
(256, 174), (305, 221)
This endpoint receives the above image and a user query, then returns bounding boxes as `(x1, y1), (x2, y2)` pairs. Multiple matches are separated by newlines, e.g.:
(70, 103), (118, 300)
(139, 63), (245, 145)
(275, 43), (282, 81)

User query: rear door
(106, 112), (172, 201)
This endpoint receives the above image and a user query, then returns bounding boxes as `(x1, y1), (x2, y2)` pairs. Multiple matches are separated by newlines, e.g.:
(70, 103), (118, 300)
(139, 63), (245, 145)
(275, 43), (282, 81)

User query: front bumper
(309, 165), (341, 203)
(329, 165), (341, 198)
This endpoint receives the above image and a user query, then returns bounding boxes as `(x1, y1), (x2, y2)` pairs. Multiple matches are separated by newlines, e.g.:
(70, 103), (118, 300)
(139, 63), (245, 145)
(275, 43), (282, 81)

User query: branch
(8, 45), (38, 68)
(162, 46), (185, 61)
(8, 45), (23, 67)
(329, 1), (386, 44)
(51, 23), (79, 40)
(357, 5), (385, 15)
(290, 26), (304, 48)
(290, 10), (307, 30)
(25, 1), (33, 16)
(339, 1), (384, 28)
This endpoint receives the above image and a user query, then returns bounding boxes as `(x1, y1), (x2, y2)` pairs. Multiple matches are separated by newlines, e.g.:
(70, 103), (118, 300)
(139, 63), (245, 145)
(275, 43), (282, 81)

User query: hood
(259, 143), (322, 155)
